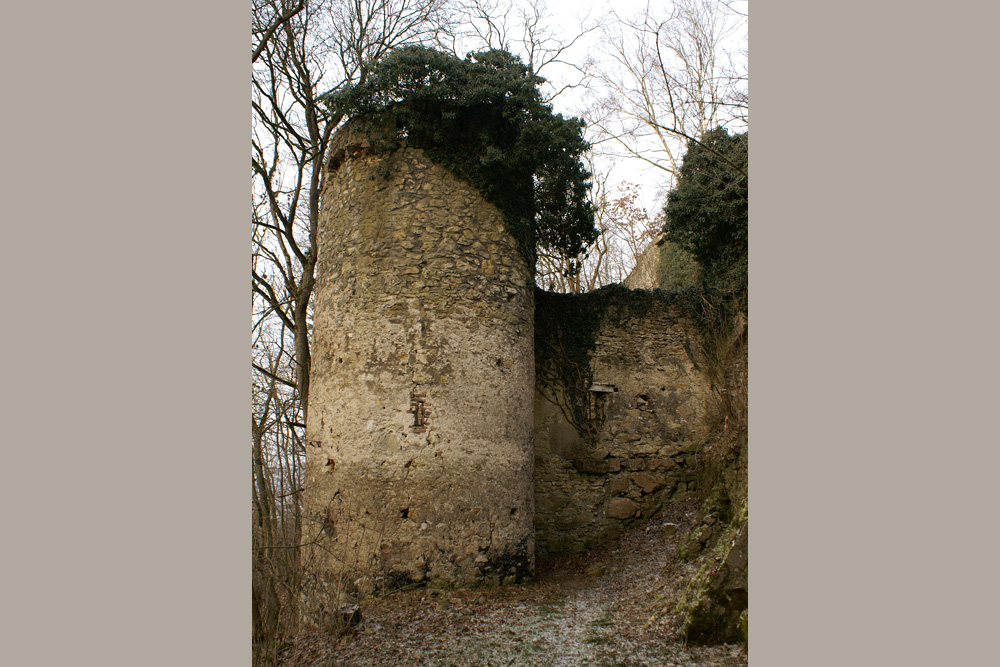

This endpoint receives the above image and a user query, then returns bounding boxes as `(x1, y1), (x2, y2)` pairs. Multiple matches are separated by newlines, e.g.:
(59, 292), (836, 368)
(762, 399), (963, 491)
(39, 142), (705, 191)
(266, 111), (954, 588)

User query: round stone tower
(300, 124), (535, 629)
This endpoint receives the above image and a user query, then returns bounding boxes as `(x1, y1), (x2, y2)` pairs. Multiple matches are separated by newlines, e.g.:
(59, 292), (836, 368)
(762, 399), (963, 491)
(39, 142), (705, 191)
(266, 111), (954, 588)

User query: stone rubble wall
(622, 234), (663, 290)
(301, 123), (724, 632)
(533, 291), (714, 558)
(301, 131), (535, 630)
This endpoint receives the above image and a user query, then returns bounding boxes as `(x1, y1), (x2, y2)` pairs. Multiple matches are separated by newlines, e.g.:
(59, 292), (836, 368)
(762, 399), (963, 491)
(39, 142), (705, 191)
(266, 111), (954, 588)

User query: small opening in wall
(327, 148), (345, 173)
(399, 507), (409, 519)
(587, 383), (616, 423)
(409, 390), (429, 433)
(338, 358), (343, 363)
(510, 507), (517, 517)
(661, 387), (666, 391)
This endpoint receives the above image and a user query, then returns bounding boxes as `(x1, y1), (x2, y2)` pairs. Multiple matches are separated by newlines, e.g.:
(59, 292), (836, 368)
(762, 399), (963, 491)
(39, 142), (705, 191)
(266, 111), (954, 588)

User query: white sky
(513, 0), (749, 216)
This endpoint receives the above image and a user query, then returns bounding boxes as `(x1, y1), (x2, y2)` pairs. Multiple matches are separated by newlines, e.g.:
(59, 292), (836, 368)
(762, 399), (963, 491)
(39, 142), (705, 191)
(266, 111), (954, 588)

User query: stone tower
(300, 125), (535, 629)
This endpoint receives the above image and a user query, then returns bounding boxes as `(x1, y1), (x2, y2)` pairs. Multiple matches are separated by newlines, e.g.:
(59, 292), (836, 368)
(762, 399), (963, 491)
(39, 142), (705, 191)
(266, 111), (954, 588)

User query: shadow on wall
(532, 287), (715, 558)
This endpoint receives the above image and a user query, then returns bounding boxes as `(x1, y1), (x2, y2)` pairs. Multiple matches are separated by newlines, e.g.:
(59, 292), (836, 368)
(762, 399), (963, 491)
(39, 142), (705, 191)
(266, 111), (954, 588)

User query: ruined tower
(300, 125), (535, 629)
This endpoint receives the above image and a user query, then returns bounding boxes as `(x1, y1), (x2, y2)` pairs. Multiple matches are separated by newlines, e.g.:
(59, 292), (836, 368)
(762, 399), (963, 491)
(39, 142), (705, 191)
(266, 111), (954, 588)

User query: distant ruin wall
(622, 235), (663, 290)
(624, 234), (701, 292)
(533, 288), (714, 557)
(300, 131), (534, 630)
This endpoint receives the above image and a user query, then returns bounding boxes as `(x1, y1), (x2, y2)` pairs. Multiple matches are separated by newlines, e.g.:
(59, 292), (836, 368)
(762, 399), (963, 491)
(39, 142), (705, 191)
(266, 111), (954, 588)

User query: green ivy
(655, 240), (701, 291)
(663, 128), (748, 306)
(321, 46), (597, 273)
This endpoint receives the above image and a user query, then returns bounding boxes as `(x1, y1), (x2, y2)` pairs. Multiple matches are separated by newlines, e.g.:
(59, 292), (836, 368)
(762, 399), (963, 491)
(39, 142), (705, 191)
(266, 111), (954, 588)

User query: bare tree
(587, 0), (747, 188)
(582, 181), (661, 291)
(541, 0), (747, 293)
(535, 172), (660, 294)
(593, 182), (662, 286)
(252, 0), (306, 64)
(251, 1), (458, 660)
(467, 1), (747, 293)
(253, 0), (457, 410)
(444, 0), (598, 102)
(438, 0), (605, 289)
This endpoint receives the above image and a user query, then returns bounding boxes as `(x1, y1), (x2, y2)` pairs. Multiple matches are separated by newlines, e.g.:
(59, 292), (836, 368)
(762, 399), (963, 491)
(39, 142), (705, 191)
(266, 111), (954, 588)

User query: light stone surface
(300, 124), (719, 631)
(300, 130), (535, 630)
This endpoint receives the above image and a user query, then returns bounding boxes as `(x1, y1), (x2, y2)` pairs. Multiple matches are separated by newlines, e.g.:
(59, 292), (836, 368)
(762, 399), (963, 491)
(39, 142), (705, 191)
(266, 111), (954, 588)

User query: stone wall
(622, 234), (663, 290)
(533, 288), (714, 557)
(300, 128), (535, 630)
(301, 122), (727, 632)
(624, 234), (702, 292)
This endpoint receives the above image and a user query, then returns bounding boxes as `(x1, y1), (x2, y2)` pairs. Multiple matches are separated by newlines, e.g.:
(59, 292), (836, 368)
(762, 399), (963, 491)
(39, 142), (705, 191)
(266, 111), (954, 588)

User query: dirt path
(282, 499), (747, 667)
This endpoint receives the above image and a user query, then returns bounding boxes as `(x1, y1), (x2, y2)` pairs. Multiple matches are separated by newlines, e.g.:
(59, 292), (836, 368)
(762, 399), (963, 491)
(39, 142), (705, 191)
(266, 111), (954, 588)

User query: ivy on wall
(321, 46), (598, 273)
(663, 128), (748, 303)
(534, 285), (708, 437)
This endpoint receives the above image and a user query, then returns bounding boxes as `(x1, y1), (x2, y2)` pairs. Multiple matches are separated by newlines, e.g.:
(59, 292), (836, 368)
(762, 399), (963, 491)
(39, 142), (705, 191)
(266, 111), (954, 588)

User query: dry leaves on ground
(281, 499), (747, 667)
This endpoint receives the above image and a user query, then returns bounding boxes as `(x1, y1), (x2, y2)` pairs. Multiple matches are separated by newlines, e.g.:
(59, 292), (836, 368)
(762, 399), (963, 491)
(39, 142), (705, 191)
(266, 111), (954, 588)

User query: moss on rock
(675, 500), (748, 645)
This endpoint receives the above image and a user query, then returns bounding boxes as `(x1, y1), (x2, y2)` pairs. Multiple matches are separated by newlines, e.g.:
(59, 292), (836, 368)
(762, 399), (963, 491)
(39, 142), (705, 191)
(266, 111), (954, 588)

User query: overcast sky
(496, 0), (748, 215)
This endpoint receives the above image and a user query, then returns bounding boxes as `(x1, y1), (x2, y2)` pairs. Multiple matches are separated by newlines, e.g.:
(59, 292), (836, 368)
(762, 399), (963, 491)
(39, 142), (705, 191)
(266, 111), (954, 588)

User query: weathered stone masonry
(301, 127), (715, 629)
(533, 290), (714, 557)
(300, 128), (535, 630)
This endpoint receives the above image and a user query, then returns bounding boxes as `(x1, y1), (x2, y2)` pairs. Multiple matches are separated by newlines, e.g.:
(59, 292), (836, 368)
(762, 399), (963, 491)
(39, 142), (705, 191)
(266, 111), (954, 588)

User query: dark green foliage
(656, 240), (701, 291)
(321, 46), (597, 272)
(663, 128), (748, 298)
(534, 287), (604, 433)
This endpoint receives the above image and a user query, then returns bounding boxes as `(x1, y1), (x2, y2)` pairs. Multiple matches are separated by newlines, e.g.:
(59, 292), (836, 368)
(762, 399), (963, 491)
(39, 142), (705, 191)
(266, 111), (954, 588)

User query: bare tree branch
(252, 0), (306, 64)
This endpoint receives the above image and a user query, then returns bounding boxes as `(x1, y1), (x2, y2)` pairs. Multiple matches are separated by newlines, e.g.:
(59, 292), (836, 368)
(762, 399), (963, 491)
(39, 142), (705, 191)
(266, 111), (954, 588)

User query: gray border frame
(7, 1), (247, 665)
(6, 1), (998, 665)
